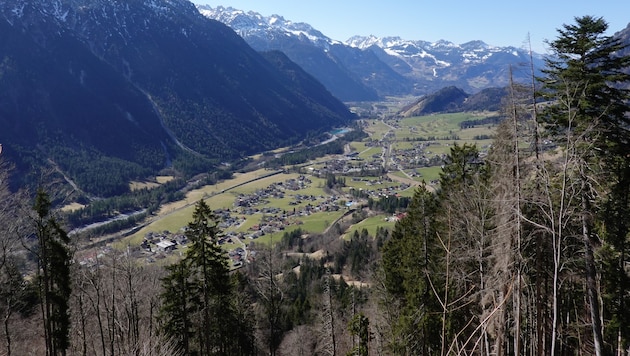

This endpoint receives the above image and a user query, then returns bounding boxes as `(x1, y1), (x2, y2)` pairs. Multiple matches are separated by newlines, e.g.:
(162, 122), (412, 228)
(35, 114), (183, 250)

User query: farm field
(343, 215), (397, 240)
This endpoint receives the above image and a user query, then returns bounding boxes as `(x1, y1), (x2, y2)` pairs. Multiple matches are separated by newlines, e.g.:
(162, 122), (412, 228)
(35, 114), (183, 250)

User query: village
(76, 117), (497, 269)
(132, 170), (414, 267)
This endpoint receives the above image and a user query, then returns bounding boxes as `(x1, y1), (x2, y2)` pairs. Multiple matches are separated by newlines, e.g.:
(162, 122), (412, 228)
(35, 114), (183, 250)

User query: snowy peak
(198, 6), (527, 65)
(346, 35), (433, 50)
(197, 5), (334, 48)
(198, 4), (545, 97)
(345, 35), (520, 64)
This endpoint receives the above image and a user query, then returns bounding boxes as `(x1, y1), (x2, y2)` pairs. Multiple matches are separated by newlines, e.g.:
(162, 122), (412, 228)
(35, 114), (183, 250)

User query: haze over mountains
(199, 5), (547, 101)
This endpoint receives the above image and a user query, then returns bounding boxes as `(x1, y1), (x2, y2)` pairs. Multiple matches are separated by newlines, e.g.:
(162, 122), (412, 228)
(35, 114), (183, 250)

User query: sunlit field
(343, 214), (396, 240)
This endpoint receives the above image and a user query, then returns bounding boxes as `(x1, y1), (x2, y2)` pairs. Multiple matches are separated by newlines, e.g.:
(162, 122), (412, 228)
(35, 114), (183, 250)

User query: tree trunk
(4, 307), (11, 356)
(581, 177), (604, 356)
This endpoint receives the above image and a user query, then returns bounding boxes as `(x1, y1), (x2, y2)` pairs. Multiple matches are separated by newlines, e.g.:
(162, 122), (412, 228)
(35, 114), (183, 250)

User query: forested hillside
(0, 0), (355, 198)
(380, 16), (630, 355)
(0, 15), (629, 356)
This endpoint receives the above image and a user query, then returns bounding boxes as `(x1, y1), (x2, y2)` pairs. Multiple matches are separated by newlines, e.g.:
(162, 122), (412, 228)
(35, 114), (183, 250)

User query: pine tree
(381, 184), (442, 354)
(33, 189), (72, 356)
(539, 15), (630, 355)
(184, 199), (231, 354)
(159, 199), (255, 355)
(347, 313), (369, 356)
(159, 260), (195, 355)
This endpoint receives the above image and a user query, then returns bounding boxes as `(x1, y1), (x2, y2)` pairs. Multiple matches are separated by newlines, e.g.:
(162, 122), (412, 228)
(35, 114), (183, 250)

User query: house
(156, 240), (177, 252)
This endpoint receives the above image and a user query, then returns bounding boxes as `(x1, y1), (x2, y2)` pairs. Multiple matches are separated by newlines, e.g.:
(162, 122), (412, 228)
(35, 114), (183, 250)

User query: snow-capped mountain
(198, 5), (383, 101)
(347, 36), (502, 66)
(200, 5), (545, 99)
(198, 6), (334, 49)
(347, 35), (543, 93)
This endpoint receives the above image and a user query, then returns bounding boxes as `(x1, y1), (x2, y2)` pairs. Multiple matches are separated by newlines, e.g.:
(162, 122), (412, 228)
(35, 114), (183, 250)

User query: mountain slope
(347, 36), (543, 94)
(201, 6), (545, 98)
(198, 5), (380, 101)
(399, 86), (469, 117)
(0, 0), (355, 196)
(398, 86), (508, 117)
(614, 22), (630, 85)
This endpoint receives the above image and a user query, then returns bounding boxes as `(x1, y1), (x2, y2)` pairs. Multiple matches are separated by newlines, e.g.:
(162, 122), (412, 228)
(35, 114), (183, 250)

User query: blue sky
(191, 0), (629, 54)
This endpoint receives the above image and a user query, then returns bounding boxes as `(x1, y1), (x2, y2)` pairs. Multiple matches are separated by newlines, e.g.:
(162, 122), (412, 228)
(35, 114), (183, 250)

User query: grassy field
(398, 112), (470, 131)
(363, 120), (392, 140)
(417, 166), (444, 183)
(239, 210), (346, 246)
(342, 176), (405, 192)
(357, 146), (381, 160)
(299, 211), (346, 234)
(156, 176), (174, 184)
(125, 171), (339, 247)
(389, 170), (413, 181)
(397, 112), (494, 139)
(129, 176), (175, 191)
(349, 141), (369, 153)
(343, 214), (396, 240)
(61, 202), (85, 212)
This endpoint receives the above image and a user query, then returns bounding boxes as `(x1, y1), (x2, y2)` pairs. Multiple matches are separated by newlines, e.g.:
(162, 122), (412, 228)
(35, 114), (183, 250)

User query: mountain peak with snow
(201, 5), (545, 98)
(197, 5), (335, 48)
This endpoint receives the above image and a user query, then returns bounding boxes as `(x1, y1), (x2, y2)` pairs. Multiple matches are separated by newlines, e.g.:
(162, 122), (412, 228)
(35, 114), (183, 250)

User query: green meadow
(343, 214), (396, 240)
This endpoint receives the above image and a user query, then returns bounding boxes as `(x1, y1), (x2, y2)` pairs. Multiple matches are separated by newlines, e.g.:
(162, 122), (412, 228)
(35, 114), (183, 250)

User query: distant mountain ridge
(398, 86), (509, 117)
(198, 5), (382, 101)
(0, 0), (355, 196)
(198, 6), (334, 49)
(199, 6), (546, 100)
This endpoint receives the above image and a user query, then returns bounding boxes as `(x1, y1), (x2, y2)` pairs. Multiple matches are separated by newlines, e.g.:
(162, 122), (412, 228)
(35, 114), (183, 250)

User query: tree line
(379, 16), (630, 355)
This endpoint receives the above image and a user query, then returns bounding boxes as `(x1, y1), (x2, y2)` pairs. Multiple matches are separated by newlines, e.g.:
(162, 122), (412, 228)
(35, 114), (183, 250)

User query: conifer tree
(159, 199), (255, 355)
(347, 313), (369, 356)
(33, 189), (72, 356)
(381, 184), (441, 354)
(539, 15), (630, 355)
(159, 260), (195, 355)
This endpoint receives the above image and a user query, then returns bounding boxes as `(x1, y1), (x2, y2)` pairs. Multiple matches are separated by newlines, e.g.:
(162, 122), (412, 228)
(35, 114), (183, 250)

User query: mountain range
(2, 0), (629, 199)
(198, 6), (547, 101)
(0, 0), (354, 196)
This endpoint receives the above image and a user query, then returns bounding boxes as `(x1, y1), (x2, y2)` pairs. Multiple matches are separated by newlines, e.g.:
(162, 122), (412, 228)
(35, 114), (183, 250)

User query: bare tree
(254, 245), (286, 356)
(318, 269), (336, 356)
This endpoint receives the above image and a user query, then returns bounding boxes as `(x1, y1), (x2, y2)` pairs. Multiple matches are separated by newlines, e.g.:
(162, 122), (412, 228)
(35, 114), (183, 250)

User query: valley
(90, 108), (498, 269)
(1, 4), (627, 353)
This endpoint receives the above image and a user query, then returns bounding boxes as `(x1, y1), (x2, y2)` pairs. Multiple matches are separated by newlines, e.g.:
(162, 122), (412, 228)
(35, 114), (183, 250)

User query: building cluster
(349, 177), (411, 199)
(226, 176), (344, 241)
(131, 175), (349, 265)
(140, 230), (187, 255)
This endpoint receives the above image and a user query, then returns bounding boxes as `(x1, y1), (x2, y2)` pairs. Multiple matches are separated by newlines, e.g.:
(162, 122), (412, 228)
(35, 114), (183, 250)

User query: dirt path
(387, 173), (435, 192)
